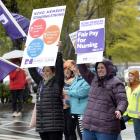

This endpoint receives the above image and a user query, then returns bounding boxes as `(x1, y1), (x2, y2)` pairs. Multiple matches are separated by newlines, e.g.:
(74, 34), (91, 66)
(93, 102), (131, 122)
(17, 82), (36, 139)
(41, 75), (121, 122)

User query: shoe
(16, 112), (22, 117)
(12, 112), (17, 117)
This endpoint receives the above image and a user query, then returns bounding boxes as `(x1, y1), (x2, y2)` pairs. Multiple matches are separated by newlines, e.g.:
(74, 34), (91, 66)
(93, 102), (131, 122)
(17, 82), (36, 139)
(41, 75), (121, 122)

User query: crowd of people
(28, 42), (140, 140)
(2, 43), (140, 140)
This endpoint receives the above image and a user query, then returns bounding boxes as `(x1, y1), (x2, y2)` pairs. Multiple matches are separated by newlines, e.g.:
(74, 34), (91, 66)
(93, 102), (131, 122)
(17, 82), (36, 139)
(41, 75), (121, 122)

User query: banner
(0, 57), (18, 81)
(76, 18), (105, 64)
(21, 6), (66, 68)
(12, 13), (30, 35)
(0, 0), (28, 40)
(76, 28), (104, 53)
(69, 31), (77, 50)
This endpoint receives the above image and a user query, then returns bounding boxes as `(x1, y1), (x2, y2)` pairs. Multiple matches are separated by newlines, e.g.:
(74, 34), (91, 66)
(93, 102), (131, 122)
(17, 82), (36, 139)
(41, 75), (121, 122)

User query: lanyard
(38, 81), (45, 101)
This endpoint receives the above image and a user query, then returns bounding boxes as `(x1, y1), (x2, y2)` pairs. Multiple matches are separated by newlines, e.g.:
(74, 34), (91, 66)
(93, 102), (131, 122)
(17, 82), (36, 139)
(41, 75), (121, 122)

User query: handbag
(120, 117), (126, 130)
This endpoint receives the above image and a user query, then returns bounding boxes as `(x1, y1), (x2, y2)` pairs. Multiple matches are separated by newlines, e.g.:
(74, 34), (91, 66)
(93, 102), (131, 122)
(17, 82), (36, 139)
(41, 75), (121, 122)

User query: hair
(42, 66), (55, 73)
(129, 70), (139, 82)
(63, 60), (76, 70)
(95, 59), (117, 84)
(50, 66), (55, 73)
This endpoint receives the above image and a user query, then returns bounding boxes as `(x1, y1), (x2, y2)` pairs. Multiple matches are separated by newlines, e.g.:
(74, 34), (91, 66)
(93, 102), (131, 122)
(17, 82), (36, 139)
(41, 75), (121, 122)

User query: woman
(78, 60), (128, 140)
(29, 51), (64, 140)
(125, 70), (140, 140)
(9, 59), (26, 117)
(66, 60), (90, 140)
(63, 60), (76, 140)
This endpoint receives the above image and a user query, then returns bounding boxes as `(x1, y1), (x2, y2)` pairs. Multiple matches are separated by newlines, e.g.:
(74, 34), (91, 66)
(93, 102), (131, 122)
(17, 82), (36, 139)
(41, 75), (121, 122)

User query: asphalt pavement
(0, 100), (136, 140)
(0, 101), (40, 140)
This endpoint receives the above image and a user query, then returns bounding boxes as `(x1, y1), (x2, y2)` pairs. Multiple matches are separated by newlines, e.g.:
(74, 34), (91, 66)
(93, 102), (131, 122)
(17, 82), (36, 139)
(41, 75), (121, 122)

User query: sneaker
(16, 112), (22, 117)
(12, 112), (17, 117)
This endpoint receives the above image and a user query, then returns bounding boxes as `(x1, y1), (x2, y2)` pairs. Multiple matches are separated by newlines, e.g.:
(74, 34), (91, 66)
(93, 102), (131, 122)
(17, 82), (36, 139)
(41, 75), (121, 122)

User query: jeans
(133, 118), (140, 140)
(117, 134), (122, 140)
(117, 116), (140, 140)
(83, 129), (118, 140)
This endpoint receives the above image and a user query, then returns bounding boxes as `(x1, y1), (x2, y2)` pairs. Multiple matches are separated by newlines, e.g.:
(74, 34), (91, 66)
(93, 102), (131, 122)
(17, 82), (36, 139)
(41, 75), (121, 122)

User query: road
(0, 102), (135, 140)
(0, 103), (39, 140)
(121, 123), (135, 140)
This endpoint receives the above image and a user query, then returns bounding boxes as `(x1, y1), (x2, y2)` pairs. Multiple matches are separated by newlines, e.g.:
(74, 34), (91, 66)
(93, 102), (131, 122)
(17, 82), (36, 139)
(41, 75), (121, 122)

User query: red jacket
(9, 68), (26, 90)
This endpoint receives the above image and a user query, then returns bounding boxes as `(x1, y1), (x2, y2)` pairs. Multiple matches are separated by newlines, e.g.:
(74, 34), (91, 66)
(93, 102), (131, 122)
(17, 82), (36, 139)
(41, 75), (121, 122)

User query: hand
(63, 92), (69, 99)
(115, 110), (122, 119)
(63, 89), (68, 94)
(57, 41), (62, 49)
(16, 68), (20, 71)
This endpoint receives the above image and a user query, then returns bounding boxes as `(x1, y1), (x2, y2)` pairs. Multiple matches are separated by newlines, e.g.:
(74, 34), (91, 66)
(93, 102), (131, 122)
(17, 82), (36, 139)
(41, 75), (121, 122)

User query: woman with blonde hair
(63, 60), (76, 140)
(125, 70), (140, 140)
(64, 60), (90, 140)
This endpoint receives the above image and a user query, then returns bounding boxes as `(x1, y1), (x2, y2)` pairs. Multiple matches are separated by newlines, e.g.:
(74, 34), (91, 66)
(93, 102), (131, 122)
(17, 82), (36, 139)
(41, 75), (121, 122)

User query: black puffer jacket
(29, 52), (64, 132)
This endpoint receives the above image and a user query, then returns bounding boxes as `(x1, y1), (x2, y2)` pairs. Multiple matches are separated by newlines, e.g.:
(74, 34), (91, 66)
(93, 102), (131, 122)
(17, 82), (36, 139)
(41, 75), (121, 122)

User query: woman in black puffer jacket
(29, 52), (64, 140)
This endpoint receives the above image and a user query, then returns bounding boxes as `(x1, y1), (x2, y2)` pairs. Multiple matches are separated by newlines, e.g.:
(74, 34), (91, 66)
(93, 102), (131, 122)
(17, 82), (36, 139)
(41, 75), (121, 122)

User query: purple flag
(0, 1), (29, 40)
(12, 13), (29, 35)
(0, 58), (18, 81)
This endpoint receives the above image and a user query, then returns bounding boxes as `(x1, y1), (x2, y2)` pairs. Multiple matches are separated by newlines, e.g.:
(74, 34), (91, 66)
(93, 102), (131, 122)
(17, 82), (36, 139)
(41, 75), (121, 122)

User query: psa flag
(0, 0), (28, 40)
(0, 57), (18, 81)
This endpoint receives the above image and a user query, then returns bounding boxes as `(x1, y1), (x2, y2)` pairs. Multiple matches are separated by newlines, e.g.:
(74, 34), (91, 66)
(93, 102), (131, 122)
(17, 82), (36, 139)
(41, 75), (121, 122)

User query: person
(63, 60), (76, 140)
(65, 60), (90, 140)
(9, 59), (26, 117)
(29, 51), (64, 140)
(124, 70), (140, 140)
(77, 60), (128, 140)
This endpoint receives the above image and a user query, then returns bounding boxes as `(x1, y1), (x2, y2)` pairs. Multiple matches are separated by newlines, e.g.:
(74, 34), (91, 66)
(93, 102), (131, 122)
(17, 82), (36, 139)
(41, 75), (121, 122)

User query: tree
(1, 0), (138, 63)
(106, 0), (140, 62)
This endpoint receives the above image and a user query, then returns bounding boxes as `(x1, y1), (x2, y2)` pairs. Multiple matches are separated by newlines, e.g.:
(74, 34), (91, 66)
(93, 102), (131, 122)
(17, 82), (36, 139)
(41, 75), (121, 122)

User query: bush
(0, 83), (10, 98)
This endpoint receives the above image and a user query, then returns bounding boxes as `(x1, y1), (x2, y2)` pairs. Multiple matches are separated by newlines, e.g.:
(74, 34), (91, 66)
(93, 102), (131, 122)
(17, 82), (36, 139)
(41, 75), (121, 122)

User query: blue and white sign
(27, 39), (44, 58)
(21, 6), (66, 68)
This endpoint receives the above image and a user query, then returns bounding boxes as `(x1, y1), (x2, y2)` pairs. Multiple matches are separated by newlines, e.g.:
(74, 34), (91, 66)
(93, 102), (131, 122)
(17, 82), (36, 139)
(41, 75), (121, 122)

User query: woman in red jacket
(9, 59), (26, 117)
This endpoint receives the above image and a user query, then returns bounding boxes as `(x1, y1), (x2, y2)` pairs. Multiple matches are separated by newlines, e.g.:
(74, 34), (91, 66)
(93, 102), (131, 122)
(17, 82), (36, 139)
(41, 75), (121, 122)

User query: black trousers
(39, 131), (63, 140)
(64, 109), (82, 140)
(64, 109), (77, 140)
(11, 89), (23, 112)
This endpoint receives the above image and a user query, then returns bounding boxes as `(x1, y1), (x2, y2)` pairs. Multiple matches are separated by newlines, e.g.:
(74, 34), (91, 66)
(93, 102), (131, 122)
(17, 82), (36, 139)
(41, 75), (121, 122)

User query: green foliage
(0, 25), (12, 56)
(107, 0), (140, 62)
(0, 83), (10, 98)
(0, 0), (139, 63)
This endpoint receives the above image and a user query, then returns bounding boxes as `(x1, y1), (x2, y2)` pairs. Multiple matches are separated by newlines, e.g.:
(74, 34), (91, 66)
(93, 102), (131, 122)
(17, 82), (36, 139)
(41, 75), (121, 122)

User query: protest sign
(21, 6), (66, 68)
(69, 31), (77, 49)
(76, 28), (104, 53)
(76, 18), (105, 64)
